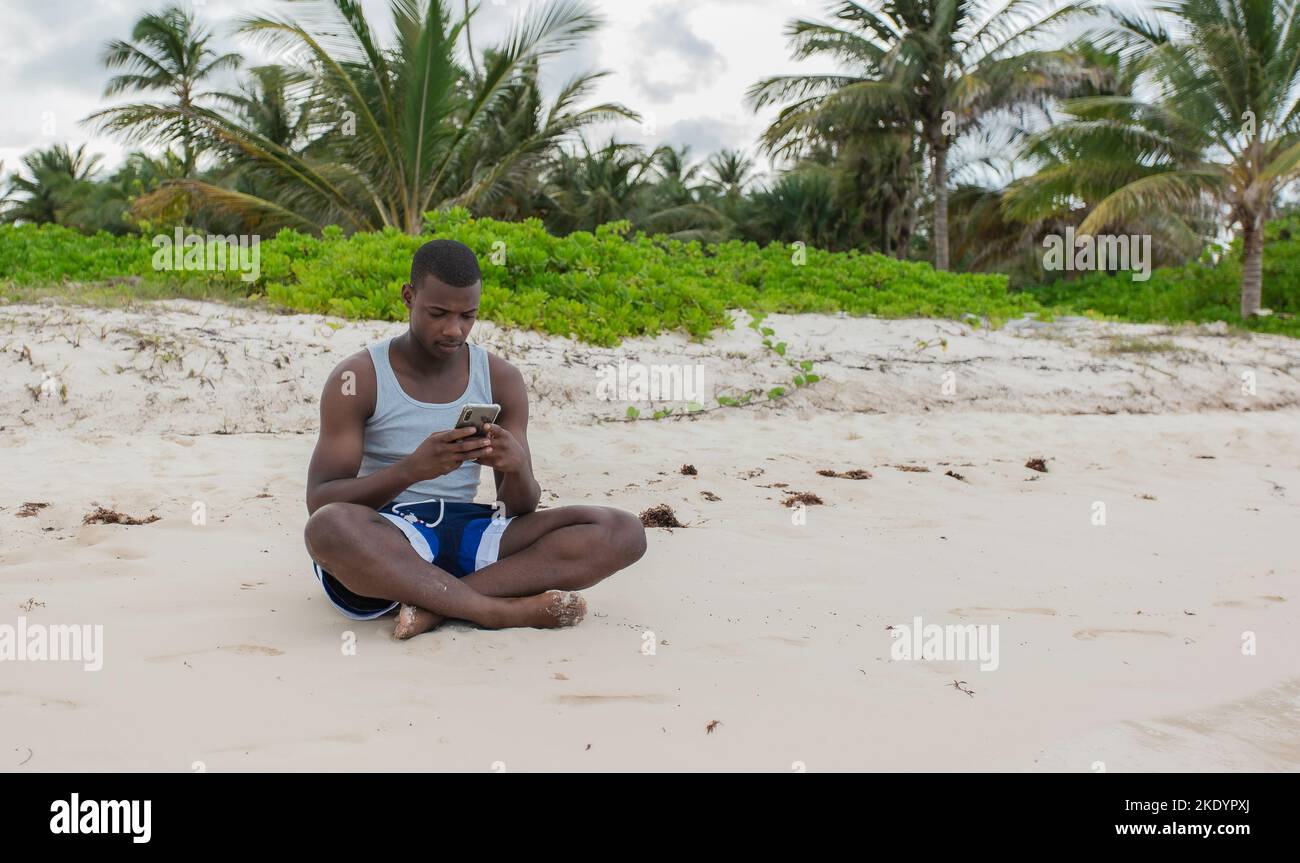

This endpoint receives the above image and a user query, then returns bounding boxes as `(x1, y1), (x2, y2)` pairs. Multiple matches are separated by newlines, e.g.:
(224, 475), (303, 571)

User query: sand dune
(3, 300), (1298, 771)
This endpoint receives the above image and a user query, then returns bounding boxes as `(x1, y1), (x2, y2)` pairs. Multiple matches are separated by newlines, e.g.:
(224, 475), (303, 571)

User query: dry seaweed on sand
(1025, 457), (1048, 472)
(639, 503), (686, 528)
(817, 468), (872, 479)
(781, 491), (824, 507)
(82, 507), (160, 526)
(679, 464), (698, 476)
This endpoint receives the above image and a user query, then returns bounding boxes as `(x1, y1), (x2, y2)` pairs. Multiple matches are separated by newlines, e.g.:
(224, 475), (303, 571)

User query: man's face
(403, 274), (480, 357)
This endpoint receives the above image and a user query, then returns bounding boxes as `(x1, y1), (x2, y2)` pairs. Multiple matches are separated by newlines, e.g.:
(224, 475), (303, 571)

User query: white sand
(2, 299), (1298, 772)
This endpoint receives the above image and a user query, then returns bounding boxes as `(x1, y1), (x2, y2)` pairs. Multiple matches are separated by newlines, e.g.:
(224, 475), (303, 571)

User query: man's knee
(599, 507), (647, 568)
(304, 502), (372, 562)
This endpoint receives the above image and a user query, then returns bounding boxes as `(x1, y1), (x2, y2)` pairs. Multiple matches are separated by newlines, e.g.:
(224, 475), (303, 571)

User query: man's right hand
(401, 426), (493, 483)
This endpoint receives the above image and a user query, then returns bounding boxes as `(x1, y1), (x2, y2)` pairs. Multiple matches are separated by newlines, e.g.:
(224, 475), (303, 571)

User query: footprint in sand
(226, 645), (284, 656)
(1213, 596), (1287, 610)
(0, 691), (78, 710)
(553, 694), (672, 705)
(102, 545), (148, 561)
(1073, 628), (1172, 640)
(949, 607), (1057, 618)
(762, 635), (810, 647)
(147, 644), (283, 662)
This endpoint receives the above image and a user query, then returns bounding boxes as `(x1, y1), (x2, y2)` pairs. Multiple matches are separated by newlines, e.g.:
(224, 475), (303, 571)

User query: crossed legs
(302, 503), (647, 634)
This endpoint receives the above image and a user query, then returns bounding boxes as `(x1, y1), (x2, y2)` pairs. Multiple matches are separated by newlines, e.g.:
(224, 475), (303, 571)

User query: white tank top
(358, 337), (493, 504)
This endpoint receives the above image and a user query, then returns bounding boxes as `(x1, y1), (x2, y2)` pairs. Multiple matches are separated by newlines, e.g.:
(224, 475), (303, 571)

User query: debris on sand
(818, 468), (872, 480)
(16, 502), (50, 518)
(893, 464), (930, 473)
(640, 503), (686, 528)
(680, 464), (698, 476)
(1137, 493), (1157, 501)
(945, 470), (967, 482)
(82, 507), (160, 526)
(19, 598), (45, 612)
(781, 492), (824, 507)
(700, 490), (721, 502)
(1025, 457), (1048, 473)
(706, 720), (722, 734)
(739, 468), (764, 479)
(951, 680), (975, 697)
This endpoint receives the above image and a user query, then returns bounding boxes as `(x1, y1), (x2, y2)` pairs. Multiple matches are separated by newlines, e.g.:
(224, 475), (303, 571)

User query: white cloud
(0, 0), (826, 177)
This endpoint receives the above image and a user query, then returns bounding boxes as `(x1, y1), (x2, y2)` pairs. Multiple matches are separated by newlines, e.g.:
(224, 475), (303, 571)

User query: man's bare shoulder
(320, 348), (378, 418)
(485, 350), (526, 392)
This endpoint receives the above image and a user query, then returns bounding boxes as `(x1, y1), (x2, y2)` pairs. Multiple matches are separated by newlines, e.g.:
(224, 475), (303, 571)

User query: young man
(303, 239), (647, 638)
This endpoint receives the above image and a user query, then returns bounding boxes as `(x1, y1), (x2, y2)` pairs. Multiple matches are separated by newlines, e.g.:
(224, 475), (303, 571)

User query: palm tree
(450, 58), (634, 222)
(130, 0), (630, 235)
(700, 149), (760, 239)
(749, 0), (1094, 269)
(543, 138), (657, 233)
(1037, 0), (1300, 317)
(702, 149), (758, 198)
(1, 144), (103, 225)
(86, 4), (242, 176)
(641, 145), (723, 239)
(742, 164), (852, 249)
(215, 65), (314, 151)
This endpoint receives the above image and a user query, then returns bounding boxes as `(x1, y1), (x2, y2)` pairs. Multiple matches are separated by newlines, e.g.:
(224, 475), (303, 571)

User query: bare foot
(492, 591), (587, 629)
(393, 603), (444, 640)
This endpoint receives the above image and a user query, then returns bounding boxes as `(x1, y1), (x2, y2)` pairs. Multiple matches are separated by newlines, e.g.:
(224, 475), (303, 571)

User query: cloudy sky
(0, 0), (859, 183)
(2, 0), (1148, 187)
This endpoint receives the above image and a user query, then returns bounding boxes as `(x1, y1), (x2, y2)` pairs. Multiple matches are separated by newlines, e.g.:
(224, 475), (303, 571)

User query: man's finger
(432, 426), (477, 441)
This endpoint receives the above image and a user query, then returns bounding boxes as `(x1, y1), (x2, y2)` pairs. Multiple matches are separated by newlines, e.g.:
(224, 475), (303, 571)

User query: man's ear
(401, 282), (413, 308)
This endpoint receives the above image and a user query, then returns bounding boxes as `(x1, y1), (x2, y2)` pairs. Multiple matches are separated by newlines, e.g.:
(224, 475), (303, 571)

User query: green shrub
(1, 210), (1037, 345)
(1024, 211), (1300, 337)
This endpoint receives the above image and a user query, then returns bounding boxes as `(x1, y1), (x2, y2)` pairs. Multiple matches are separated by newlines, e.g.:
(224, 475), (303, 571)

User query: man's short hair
(410, 239), (481, 289)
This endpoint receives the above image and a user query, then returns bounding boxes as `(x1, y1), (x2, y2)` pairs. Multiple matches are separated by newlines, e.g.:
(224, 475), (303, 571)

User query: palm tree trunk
(932, 142), (950, 271)
(1240, 215), (1264, 318)
(880, 201), (891, 256)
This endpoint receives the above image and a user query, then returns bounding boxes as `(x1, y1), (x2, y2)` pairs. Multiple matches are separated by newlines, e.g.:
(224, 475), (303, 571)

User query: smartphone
(454, 403), (501, 438)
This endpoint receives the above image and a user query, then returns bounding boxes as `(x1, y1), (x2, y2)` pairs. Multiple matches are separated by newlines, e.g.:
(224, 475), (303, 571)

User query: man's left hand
(474, 423), (526, 475)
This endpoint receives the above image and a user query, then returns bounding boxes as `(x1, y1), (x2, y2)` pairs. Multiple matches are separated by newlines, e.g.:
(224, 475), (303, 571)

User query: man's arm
(484, 354), (540, 516)
(305, 351), (493, 515)
(305, 351), (413, 514)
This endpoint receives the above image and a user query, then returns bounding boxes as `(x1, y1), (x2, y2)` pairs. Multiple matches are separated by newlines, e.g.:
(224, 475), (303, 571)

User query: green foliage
(0, 223), (157, 282)
(0, 209), (1033, 345)
(1025, 211), (1300, 337)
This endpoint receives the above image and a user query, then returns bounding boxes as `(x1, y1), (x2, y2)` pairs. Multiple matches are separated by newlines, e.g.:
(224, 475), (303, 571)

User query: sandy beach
(3, 299), (1299, 772)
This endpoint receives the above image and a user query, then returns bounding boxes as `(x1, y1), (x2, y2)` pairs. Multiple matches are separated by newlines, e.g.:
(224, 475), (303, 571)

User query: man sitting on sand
(302, 239), (647, 637)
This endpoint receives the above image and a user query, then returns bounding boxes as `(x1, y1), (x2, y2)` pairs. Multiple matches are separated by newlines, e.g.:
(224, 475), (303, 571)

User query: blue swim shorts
(311, 499), (514, 620)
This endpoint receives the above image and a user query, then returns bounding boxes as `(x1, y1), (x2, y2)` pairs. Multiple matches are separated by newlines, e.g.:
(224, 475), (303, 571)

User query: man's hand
(474, 422), (526, 475)
(402, 426), (493, 483)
